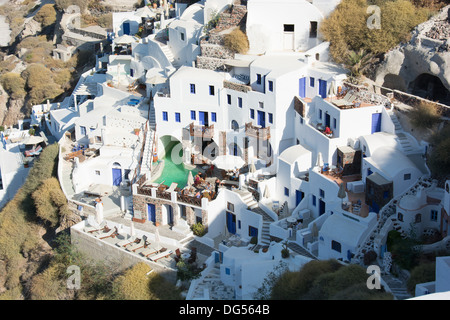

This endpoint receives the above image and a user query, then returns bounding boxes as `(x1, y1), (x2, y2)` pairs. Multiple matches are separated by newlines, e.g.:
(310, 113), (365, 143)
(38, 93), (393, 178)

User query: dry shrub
(408, 100), (442, 129)
(223, 28), (249, 54)
(34, 4), (57, 27)
(32, 177), (68, 227)
(0, 73), (26, 99)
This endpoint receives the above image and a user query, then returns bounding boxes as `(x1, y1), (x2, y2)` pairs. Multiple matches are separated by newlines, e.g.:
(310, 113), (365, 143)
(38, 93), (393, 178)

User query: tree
(320, 0), (431, 65)
(270, 259), (342, 299)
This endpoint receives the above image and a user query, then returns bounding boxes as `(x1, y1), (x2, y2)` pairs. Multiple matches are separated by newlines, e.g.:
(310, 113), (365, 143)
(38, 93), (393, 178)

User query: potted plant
(281, 241), (290, 258)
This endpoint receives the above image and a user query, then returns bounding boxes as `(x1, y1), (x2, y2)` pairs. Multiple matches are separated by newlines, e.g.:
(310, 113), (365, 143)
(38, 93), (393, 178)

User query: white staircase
(148, 100), (156, 130)
(156, 41), (180, 68)
(388, 110), (421, 155)
(234, 188), (273, 247)
(141, 129), (155, 174)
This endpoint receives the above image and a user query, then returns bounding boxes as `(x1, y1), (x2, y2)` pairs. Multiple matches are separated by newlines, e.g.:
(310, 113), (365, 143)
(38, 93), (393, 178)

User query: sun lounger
(84, 221), (107, 233)
(126, 235), (148, 252)
(116, 236), (137, 248)
(149, 249), (173, 262)
(95, 226), (118, 239)
(140, 244), (163, 257)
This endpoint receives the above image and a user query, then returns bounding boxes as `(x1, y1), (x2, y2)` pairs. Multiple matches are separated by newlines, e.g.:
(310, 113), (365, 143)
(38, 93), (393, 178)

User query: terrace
(189, 122), (214, 139)
(320, 168), (369, 218)
(245, 122), (271, 140)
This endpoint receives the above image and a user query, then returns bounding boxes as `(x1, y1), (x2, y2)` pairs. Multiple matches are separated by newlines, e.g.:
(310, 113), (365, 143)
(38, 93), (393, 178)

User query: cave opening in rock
(410, 73), (450, 106)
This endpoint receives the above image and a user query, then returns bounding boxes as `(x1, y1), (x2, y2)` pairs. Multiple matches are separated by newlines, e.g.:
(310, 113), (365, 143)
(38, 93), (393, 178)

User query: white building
(246, 0), (338, 53)
(415, 256), (450, 298)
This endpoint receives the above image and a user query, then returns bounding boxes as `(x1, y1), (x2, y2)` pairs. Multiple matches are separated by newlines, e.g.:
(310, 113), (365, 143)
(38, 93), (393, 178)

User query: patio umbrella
(114, 34), (139, 45)
(95, 200), (103, 225)
(187, 171), (194, 187)
(249, 159), (256, 175)
(155, 227), (161, 249)
(316, 152), (323, 168)
(337, 182), (347, 206)
(147, 74), (167, 85)
(263, 184), (270, 198)
(281, 201), (289, 218)
(130, 221), (136, 238)
(212, 155), (245, 171)
(23, 135), (44, 145)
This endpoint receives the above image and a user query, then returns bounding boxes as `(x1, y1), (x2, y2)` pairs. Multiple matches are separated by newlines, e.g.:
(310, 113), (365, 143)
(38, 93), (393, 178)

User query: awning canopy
(23, 135), (44, 145)
(224, 59), (252, 68)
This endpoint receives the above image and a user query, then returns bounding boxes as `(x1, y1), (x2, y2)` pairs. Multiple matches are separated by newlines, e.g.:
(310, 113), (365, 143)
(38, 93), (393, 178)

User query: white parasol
(187, 171), (194, 187)
(212, 155), (245, 171)
(95, 200), (103, 225)
(263, 184), (271, 198)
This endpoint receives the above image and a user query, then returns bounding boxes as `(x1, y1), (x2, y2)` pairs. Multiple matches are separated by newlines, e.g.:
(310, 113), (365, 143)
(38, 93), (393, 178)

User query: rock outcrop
(374, 5), (450, 105)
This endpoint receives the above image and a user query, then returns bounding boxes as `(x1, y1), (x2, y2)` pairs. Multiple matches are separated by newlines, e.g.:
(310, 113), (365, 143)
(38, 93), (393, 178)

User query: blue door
(147, 203), (156, 222)
(319, 199), (326, 216)
(371, 201), (380, 213)
(226, 211), (236, 234)
(199, 111), (208, 126)
(249, 226), (258, 237)
(371, 113), (382, 133)
(123, 22), (130, 35)
(257, 111), (266, 128)
(325, 113), (331, 128)
(296, 190), (304, 206)
(112, 168), (122, 186)
(168, 205), (173, 225)
(299, 77), (306, 98)
(319, 80), (327, 98)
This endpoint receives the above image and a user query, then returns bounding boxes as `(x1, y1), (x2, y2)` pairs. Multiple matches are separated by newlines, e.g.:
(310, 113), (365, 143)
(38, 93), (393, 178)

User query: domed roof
(398, 194), (422, 211)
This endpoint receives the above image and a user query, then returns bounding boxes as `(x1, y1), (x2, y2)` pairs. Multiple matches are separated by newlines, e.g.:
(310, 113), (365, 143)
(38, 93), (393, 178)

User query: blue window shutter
(250, 109), (255, 119)
(191, 110), (196, 120)
(175, 112), (181, 122)
(211, 112), (216, 122)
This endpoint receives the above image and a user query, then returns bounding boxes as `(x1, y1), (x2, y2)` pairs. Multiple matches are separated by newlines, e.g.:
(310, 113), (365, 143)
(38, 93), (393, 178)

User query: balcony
(190, 123), (214, 139)
(245, 122), (271, 140)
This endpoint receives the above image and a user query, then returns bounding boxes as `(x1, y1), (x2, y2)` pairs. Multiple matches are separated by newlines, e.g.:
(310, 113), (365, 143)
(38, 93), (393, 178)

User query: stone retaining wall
(70, 226), (177, 283)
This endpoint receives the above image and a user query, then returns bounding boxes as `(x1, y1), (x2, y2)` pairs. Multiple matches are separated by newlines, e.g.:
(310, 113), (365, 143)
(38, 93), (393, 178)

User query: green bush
(407, 262), (435, 294)
(191, 222), (206, 237)
(270, 259), (342, 299)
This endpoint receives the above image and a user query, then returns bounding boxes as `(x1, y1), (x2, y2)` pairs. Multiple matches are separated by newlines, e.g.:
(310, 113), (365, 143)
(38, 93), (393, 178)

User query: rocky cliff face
(374, 5), (450, 105)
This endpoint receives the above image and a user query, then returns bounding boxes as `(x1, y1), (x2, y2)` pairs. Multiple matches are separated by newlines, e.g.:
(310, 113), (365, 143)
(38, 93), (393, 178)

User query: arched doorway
(112, 162), (122, 186)
(410, 73), (450, 106)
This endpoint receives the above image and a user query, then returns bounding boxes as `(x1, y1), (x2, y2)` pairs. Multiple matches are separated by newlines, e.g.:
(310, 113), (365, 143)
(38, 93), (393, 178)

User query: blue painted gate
(299, 77), (306, 98)
(226, 211), (236, 234)
(112, 168), (122, 186)
(371, 113), (382, 133)
(319, 79), (327, 98)
(147, 203), (156, 223)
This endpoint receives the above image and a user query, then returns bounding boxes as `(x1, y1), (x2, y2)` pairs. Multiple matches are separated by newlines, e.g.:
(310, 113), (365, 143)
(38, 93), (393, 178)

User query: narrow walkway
(287, 242), (317, 260)
(382, 273), (412, 300)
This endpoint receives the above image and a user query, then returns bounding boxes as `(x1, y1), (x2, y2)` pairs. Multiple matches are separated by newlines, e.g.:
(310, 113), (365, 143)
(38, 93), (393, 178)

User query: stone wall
(133, 193), (200, 228)
(70, 226), (177, 283)
(214, 4), (247, 32)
